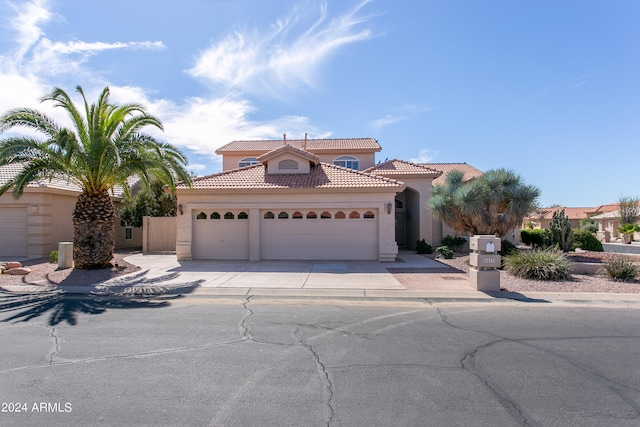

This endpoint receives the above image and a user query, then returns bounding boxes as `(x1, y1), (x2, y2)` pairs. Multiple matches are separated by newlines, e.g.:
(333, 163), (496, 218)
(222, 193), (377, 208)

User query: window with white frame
(333, 156), (359, 170)
(239, 157), (258, 168)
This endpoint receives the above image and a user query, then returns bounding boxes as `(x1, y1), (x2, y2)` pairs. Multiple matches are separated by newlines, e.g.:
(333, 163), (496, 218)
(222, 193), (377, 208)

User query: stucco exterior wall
(1, 189), (140, 257)
(221, 152), (377, 172)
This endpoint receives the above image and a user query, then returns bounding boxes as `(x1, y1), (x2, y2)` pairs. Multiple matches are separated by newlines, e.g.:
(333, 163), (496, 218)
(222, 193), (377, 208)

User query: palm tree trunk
(72, 190), (115, 269)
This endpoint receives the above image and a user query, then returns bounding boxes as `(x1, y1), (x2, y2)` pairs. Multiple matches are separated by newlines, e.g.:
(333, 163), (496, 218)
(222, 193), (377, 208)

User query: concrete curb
(2, 284), (640, 307)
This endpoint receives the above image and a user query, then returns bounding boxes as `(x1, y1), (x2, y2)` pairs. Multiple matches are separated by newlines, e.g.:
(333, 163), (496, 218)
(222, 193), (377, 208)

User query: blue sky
(0, 0), (638, 207)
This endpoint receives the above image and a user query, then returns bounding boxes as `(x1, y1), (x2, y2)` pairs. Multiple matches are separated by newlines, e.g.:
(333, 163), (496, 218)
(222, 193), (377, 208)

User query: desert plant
(416, 239), (433, 254)
(549, 209), (574, 252)
(604, 255), (639, 281)
(503, 248), (572, 281)
(572, 229), (603, 252)
(579, 217), (598, 233)
(618, 195), (640, 226)
(617, 223), (640, 236)
(435, 246), (454, 259)
(520, 229), (550, 247)
(429, 168), (540, 237)
(49, 250), (58, 263)
(441, 235), (467, 251)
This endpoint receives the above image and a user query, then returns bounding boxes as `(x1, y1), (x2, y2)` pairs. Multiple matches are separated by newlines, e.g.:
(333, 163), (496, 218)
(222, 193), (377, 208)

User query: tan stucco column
(176, 204), (192, 260)
(249, 209), (261, 261)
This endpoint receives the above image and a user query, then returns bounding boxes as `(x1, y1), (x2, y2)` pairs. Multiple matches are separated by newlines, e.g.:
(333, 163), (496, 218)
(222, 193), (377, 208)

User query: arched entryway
(395, 187), (420, 249)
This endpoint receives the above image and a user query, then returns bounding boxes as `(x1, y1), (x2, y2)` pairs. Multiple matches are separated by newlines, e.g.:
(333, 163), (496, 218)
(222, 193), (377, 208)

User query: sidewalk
(3, 251), (640, 307)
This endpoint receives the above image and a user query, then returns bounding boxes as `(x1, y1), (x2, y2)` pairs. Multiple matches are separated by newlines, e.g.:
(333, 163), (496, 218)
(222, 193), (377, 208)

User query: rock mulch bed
(0, 252), (140, 287)
(437, 251), (640, 294)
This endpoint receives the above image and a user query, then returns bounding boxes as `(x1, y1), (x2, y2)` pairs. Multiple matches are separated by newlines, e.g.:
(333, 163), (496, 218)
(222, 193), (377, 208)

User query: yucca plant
(504, 248), (572, 281)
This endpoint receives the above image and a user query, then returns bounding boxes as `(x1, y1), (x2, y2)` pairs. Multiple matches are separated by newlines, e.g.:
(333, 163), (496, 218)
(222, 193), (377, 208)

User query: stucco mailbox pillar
(58, 242), (74, 269)
(468, 235), (501, 292)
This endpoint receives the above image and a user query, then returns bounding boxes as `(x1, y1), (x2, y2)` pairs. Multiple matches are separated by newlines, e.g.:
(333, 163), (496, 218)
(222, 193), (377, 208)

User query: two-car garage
(192, 208), (379, 261)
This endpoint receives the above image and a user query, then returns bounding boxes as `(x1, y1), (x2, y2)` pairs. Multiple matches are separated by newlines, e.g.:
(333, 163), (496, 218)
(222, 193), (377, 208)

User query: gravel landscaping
(437, 251), (640, 294)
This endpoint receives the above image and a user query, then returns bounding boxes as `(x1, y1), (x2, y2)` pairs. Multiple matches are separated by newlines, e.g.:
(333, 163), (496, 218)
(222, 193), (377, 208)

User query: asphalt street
(0, 293), (639, 426)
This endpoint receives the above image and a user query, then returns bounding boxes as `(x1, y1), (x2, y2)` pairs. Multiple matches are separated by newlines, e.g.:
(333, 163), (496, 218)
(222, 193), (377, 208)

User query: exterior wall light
(178, 204), (183, 215)
(387, 202), (393, 214)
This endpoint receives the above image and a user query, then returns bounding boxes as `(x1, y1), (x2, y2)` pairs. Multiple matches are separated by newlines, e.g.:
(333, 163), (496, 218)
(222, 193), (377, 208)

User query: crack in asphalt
(238, 295), (255, 342)
(436, 307), (640, 425)
(436, 307), (534, 426)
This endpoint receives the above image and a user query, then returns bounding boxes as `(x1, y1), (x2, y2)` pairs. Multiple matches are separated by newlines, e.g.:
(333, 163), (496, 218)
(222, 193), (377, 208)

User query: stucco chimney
(304, 133), (307, 150)
(283, 134), (287, 145)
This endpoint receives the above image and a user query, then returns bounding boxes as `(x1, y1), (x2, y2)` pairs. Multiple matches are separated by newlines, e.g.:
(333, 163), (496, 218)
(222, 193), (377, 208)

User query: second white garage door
(261, 209), (378, 260)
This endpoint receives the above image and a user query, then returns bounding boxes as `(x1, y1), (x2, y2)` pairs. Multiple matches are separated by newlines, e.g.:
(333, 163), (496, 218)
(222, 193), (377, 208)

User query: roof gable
(256, 144), (320, 165)
(365, 159), (442, 177)
(179, 162), (404, 191)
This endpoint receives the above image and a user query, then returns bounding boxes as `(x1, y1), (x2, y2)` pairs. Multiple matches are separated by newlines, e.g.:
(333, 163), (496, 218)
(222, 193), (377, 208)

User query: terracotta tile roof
(179, 163), (404, 190)
(256, 144), (320, 164)
(0, 163), (82, 192)
(216, 138), (382, 154)
(423, 163), (484, 185)
(364, 159), (442, 177)
(0, 163), (135, 198)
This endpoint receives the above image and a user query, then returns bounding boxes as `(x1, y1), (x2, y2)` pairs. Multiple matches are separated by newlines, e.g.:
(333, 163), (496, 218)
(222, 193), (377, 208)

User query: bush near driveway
(504, 248), (573, 281)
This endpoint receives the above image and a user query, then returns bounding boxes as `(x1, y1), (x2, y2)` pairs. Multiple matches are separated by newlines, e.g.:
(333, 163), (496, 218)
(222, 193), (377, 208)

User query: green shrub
(579, 217), (598, 233)
(604, 256), (639, 281)
(49, 250), (58, 263)
(441, 235), (467, 251)
(520, 229), (549, 247)
(416, 239), (433, 254)
(572, 229), (603, 252)
(499, 239), (517, 256)
(435, 246), (454, 259)
(504, 248), (572, 281)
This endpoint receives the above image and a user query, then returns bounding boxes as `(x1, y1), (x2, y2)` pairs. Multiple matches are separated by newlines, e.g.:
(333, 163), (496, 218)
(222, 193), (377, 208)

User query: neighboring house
(591, 208), (640, 242)
(174, 137), (483, 261)
(524, 204), (619, 230)
(0, 163), (141, 258)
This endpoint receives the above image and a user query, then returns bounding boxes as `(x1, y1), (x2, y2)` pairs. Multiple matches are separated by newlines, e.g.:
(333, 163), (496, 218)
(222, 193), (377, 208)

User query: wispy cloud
(526, 72), (599, 102)
(409, 148), (438, 164)
(371, 104), (434, 130)
(0, 0), (370, 173)
(188, 0), (376, 97)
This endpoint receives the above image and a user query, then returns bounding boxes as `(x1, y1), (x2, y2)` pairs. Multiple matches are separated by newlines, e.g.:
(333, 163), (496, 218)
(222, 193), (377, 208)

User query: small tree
(579, 217), (598, 233)
(429, 168), (540, 237)
(119, 180), (176, 228)
(549, 209), (573, 252)
(618, 195), (640, 225)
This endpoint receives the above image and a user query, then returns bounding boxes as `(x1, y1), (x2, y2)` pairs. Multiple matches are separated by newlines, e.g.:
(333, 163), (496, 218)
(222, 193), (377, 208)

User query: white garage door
(0, 207), (28, 257)
(261, 209), (378, 260)
(193, 210), (249, 260)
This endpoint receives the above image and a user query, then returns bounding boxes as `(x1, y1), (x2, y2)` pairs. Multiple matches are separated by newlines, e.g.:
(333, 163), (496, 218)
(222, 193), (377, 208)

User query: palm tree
(0, 86), (192, 268)
(429, 168), (540, 237)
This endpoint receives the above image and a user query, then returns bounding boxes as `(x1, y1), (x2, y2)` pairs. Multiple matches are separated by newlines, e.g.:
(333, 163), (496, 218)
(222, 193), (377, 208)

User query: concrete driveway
(86, 250), (474, 296)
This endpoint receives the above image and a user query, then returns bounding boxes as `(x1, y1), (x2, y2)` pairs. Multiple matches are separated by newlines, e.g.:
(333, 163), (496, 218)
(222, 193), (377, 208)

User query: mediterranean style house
(174, 137), (483, 262)
(0, 163), (141, 258)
